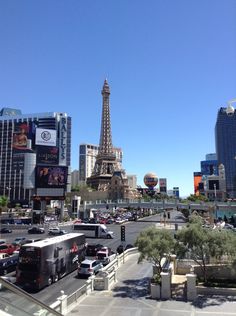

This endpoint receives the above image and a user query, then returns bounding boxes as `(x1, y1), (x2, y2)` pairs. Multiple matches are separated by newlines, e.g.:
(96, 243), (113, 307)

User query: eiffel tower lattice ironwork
(87, 79), (121, 190)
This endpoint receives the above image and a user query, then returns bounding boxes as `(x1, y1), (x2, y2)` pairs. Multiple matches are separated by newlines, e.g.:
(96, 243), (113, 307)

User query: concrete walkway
(67, 253), (236, 316)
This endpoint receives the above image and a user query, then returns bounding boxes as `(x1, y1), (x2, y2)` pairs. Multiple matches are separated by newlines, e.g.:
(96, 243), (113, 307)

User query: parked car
(0, 252), (19, 275)
(86, 243), (104, 257)
(96, 247), (116, 266)
(89, 218), (98, 224)
(28, 226), (45, 234)
(99, 218), (107, 224)
(0, 244), (19, 255)
(0, 240), (6, 245)
(78, 259), (103, 277)
(74, 219), (82, 224)
(0, 228), (12, 234)
(12, 237), (26, 246)
(106, 218), (114, 224)
(116, 244), (124, 254)
(48, 227), (67, 236)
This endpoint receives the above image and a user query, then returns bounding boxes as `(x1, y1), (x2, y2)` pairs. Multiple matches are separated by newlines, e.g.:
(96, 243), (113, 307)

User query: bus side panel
(17, 234), (86, 291)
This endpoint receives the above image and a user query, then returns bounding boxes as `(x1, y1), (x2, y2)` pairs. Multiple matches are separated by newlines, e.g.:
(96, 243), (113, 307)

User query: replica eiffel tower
(87, 79), (121, 190)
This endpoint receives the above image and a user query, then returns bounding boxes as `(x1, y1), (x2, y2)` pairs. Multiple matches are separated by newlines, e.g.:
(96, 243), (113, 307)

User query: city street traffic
(0, 210), (185, 305)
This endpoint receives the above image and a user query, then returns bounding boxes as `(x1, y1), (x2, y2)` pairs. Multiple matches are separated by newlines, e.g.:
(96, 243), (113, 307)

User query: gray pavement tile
(77, 296), (112, 306)
(157, 310), (190, 316)
(195, 312), (236, 316)
(67, 254), (236, 316)
(160, 300), (193, 311)
(68, 306), (105, 315)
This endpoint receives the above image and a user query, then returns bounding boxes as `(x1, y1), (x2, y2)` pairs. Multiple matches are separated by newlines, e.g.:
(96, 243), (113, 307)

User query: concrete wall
(177, 259), (236, 280)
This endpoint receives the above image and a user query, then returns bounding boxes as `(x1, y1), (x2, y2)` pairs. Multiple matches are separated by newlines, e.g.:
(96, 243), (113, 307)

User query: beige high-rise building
(79, 143), (122, 183)
(127, 175), (137, 189)
(71, 169), (80, 187)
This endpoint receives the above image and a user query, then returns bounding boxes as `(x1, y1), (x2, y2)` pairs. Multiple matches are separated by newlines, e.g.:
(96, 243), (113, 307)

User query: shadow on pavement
(191, 295), (236, 308)
(112, 277), (150, 299)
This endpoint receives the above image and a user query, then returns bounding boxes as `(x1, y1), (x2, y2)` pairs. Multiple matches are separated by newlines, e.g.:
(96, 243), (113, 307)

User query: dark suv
(86, 243), (104, 257)
(28, 227), (45, 234)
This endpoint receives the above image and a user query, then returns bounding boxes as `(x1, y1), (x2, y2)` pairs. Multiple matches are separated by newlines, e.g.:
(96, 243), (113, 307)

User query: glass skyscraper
(215, 107), (236, 198)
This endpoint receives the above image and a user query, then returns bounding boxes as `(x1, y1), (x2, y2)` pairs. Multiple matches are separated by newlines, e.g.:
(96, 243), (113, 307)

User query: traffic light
(121, 225), (126, 241)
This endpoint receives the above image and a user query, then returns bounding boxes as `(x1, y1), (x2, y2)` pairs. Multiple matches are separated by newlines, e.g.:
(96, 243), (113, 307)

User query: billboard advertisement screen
(35, 128), (57, 147)
(13, 122), (33, 152)
(36, 146), (59, 165)
(201, 160), (218, 176)
(36, 166), (68, 188)
(12, 122), (34, 172)
(194, 173), (202, 195)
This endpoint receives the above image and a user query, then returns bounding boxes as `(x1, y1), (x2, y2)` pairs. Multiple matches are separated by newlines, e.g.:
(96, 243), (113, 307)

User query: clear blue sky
(0, 0), (236, 197)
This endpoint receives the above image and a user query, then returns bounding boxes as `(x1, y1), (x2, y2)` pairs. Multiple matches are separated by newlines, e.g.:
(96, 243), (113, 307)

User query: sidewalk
(67, 253), (236, 316)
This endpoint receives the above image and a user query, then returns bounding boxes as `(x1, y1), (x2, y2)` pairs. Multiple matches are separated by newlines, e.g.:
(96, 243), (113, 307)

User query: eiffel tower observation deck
(87, 79), (121, 191)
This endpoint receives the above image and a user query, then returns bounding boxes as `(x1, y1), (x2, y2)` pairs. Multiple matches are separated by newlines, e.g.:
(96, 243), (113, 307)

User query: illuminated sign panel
(36, 146), (59, 165)
(35, 166), (68, 188)
(59, 117), (67, 165)
(35, 128), (57, 147)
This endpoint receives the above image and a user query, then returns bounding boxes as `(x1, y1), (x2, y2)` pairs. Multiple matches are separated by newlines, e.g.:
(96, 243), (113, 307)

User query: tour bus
(74, 223), (114, 239)
(16, 233), (86, 291)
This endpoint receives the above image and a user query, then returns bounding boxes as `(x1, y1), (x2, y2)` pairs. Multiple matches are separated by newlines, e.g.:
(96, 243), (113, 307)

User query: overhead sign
(35, 128), (57, 147)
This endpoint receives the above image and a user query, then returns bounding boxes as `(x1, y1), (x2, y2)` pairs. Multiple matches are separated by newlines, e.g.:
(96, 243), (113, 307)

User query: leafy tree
(135, 227), (175, 281)
(176, 215), (236, 282)
(0, 195), (8, 214)
(186, 194), (208, 202)
(71, 184), (89, 192)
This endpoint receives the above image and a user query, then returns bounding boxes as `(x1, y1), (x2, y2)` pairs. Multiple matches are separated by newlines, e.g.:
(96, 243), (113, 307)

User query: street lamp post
(214, 183), (218, 221)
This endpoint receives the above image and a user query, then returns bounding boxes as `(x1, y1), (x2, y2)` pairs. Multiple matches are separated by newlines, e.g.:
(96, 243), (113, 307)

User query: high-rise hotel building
(215, 105), (236, 198)
(79, 143), (123, 183)
(0, 108), (71, 206)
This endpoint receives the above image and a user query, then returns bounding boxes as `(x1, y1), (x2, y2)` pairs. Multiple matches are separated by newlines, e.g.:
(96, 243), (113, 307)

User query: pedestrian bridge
(81, 199), (236, 214)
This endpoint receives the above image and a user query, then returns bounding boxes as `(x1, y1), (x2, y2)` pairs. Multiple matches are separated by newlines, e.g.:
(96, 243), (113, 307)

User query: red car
(99, 218), (107, 224)
(0, 244), (19, 255)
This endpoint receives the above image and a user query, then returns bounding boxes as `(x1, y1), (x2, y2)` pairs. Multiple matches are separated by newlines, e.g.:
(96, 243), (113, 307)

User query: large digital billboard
(36, 146), (59, 165)
(194, 172), (202, 195)
(159, 178), (167, 193)
(35, 128), (57, 147)
(201, 160), (218, 176)
(12, 122), (34, 172)
(35, 166), (68, 188)
(12, 122), (33, 152)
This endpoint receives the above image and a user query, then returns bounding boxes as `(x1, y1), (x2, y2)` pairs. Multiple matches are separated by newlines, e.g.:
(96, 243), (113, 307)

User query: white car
(48, 227), (67, 235)
(78, 259), (103, 277)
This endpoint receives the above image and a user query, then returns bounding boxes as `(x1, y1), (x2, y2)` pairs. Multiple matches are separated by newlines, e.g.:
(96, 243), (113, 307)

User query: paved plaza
(67, 253), (236, 316)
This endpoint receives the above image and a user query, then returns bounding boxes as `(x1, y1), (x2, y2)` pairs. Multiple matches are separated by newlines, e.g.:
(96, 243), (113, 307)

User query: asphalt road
(0, 210), (186, 306)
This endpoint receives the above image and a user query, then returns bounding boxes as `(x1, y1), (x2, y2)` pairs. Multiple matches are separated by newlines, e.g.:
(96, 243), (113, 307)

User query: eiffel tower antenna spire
(99, 79), (113, 156)
(87, 79), (121, 190)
